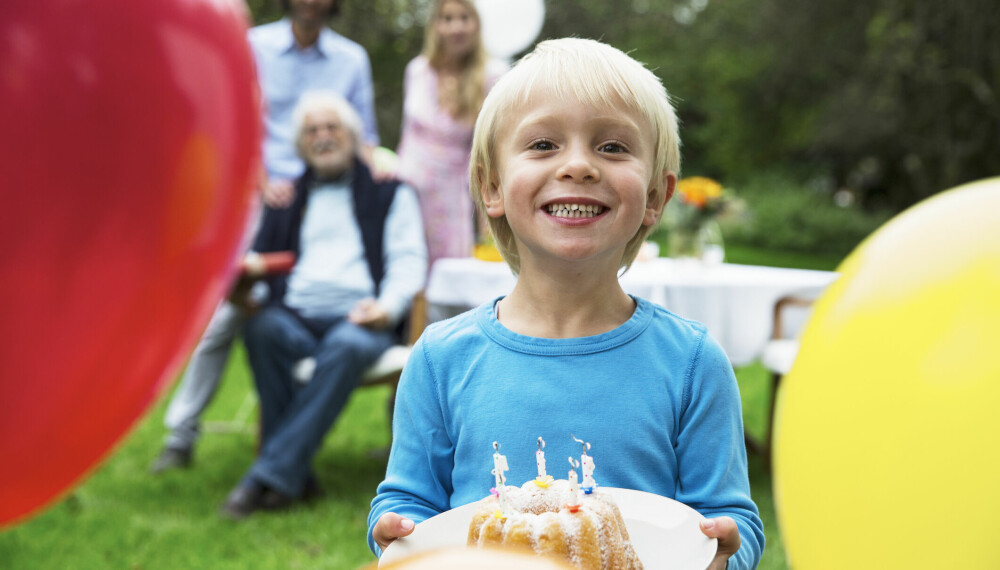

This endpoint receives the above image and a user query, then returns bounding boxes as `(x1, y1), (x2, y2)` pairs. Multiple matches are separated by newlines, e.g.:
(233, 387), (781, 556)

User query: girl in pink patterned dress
(396, 0), (506, 267)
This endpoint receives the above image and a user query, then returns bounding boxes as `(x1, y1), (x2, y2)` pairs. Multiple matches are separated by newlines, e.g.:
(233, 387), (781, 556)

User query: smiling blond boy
(369, 38), (764, 570)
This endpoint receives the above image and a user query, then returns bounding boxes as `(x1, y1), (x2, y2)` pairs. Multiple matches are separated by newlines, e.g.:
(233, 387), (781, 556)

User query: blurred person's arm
(374, 184), (427, 327)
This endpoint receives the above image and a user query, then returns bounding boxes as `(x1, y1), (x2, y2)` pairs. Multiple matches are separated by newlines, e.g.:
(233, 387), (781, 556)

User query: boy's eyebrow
(512, 111), (645, 138)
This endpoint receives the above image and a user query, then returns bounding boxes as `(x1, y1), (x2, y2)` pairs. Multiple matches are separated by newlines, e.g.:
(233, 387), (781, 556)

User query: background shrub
(720, 171), (894, 258)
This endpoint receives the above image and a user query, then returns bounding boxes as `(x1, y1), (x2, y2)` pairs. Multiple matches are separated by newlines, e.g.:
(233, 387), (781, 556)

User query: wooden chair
(746, 294), (816, 471)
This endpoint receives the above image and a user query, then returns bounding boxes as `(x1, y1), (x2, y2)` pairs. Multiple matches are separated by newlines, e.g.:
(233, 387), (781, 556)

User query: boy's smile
(545, 201), (606, 219)
(485, 92), (665, 270)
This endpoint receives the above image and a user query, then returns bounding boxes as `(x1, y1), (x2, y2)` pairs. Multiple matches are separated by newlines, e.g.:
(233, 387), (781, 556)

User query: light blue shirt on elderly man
(248, 18), (380, 182)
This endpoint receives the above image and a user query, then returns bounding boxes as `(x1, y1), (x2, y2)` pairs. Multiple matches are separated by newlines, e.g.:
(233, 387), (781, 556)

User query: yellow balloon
(774, 177), (1000, 569)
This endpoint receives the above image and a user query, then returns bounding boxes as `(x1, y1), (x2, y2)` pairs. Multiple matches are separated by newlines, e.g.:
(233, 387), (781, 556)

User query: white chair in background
(749, 294), (817, 470)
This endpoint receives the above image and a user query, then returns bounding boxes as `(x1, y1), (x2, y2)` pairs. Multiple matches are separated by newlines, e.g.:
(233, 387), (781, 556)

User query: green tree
(247, 0), (1000, 211)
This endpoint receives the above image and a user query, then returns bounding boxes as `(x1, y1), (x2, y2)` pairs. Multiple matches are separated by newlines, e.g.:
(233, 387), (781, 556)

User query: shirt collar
(309, 168), (354, 190)
(278, 18), (335, 57)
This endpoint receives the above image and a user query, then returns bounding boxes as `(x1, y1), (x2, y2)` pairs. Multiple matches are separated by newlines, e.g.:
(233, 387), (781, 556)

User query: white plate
(380, 487), (717, 569)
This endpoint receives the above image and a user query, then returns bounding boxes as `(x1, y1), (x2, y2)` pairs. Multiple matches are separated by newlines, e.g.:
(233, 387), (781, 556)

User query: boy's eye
(529, 140), (556, 151)
(598, 141), (626, 153)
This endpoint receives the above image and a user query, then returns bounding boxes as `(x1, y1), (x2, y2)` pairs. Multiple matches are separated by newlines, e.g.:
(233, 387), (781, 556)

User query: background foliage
(247, 0), (998, 248)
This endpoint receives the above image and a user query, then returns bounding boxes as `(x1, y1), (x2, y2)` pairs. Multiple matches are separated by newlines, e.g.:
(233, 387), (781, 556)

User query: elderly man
(220, 91), (426, 519)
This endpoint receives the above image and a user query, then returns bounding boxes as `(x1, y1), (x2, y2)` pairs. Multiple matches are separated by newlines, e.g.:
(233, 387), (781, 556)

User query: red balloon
(0, 0), (260, 527)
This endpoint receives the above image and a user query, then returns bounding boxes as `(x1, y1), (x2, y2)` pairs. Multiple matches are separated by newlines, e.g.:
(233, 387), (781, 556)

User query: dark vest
(252, 158), (399, 302)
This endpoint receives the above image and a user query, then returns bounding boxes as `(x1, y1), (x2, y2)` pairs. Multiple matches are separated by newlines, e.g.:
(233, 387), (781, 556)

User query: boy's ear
(478, 165), (506, 218)
(643, 171), (676, 226)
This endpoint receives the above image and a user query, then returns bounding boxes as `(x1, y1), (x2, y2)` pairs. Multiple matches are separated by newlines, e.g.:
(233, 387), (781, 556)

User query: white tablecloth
(425, 257), (839, 366)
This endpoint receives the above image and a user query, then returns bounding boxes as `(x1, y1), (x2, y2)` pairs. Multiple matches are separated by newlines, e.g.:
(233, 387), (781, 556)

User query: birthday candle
(491, 442), (510, 513)
(536, 436), (547, 479)
(568, 456), (580, 496)
(573, 435), (597, 490)
(581, 451), (596, 489)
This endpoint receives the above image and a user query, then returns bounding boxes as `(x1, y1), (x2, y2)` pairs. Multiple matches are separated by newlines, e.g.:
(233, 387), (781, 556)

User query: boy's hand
(699, 516), (740, 570)
(373, 512), (415, 551)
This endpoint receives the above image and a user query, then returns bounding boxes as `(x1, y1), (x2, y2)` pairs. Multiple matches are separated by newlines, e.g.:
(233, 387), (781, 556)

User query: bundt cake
(466, 478), (643, 570)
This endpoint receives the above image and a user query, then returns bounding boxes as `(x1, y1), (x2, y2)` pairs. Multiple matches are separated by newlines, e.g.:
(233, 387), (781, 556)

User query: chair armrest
(772, 295), (816, 340)
(406, 290), (428, 344)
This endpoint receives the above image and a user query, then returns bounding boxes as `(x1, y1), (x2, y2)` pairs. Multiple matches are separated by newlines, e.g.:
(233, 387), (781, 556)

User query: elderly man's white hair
(292, 90), (364, 156)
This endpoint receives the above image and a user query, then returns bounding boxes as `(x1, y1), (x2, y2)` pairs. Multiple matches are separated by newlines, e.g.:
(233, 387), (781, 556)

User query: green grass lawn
(0, 248), (839, 569)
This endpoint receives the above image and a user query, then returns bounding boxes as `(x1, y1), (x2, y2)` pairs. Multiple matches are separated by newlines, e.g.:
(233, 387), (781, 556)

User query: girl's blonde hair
(470, 38), (682, 274)
(423, 0), (489, 123)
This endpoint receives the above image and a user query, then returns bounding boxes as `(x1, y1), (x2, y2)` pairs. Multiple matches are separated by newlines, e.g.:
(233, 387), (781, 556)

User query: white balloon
(476, 0), (546, 59)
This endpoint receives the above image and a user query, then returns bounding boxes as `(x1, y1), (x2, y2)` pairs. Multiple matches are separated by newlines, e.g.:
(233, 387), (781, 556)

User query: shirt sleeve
(675, 332), (766, 570)
(367, 338), (454, 556)
(377, 185), (427, 325)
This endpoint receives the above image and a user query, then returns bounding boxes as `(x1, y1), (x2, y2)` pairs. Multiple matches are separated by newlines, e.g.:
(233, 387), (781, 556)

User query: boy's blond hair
(470, 38), (681, 274)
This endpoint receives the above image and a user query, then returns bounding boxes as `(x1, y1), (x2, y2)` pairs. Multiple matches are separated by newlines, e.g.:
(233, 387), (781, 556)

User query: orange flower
(677, 176), (723, 208)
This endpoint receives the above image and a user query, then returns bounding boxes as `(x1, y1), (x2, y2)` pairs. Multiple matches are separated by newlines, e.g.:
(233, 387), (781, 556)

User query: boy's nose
(556, 150), (600, 183)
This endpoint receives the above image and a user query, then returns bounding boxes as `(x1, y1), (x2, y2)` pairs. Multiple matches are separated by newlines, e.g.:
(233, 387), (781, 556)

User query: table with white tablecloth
(425, 257), (839, 366)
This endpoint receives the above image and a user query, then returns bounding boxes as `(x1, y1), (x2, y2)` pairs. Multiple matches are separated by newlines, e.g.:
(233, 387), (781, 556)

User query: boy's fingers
(375, 513), (416, 550)
(699, 517), (741, 570)
(699, 516), (740, 555)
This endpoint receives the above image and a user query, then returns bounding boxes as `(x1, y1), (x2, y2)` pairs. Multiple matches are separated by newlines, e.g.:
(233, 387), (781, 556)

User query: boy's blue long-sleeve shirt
(368, 297), (764, 569)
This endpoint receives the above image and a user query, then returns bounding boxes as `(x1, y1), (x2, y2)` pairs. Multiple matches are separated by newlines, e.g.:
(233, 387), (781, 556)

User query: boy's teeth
(547, 203), (605, 218)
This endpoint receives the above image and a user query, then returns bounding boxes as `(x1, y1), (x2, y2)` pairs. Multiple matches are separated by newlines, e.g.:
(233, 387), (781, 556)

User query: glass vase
(700, 220), (725, 264)
(668, 220), (725, 263)
(668, 225), (704, 260)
